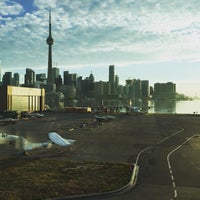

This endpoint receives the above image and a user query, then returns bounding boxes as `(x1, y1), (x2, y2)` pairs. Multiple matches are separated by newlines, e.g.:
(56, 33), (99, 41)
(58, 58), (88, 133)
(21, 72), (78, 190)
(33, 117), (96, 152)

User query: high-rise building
(109, 65), (115, 85)
(13, 73), (20, 86)
(134, 79), (142, 99)
(2, 72), (12, 86)
(46, 9), (54, 84)
(109, 65), (115, 95)
(63, 71), (77, 86)
(52, 67), (59, 83)
(153, 82), (176, 100)
(141, 80), (149, 99)
(24, 68), (35, 86)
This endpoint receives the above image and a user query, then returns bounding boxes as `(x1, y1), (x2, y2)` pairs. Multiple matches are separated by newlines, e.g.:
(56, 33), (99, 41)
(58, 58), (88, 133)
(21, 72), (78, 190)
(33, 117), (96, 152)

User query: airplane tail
(48, 132), (76, 147)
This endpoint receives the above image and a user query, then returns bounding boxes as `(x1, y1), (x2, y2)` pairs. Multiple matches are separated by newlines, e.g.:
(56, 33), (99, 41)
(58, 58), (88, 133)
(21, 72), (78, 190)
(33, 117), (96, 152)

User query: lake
(149, 100), (200, 114)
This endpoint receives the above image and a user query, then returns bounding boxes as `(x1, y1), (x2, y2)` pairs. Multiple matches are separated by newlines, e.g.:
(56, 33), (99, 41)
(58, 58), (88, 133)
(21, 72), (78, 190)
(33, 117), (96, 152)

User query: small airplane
(22, 112), (44, 118)
(130, 106), (141, 113)
(94, 115), (116, 122)
(0, 118), (19, 125)
(0, 132), (76, 153)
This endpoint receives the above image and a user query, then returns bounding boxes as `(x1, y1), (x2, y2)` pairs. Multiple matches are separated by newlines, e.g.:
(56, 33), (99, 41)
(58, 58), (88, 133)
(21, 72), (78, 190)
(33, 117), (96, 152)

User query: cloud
(1, 0), (200, 78)
(0, 0), (23, 16)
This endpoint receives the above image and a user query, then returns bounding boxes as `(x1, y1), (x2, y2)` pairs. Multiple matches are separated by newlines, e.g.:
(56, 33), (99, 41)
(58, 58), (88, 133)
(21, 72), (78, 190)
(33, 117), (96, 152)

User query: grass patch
(0, 158), (131, 200)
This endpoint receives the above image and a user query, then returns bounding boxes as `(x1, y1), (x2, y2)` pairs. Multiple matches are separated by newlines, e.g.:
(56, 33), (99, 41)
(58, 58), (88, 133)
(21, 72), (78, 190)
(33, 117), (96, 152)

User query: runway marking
(167, 133), (200, 200)
(133, 128), (187, 200)
(135, 128), (184, 165)
(172, 181), (176, 188)
(174, 189), (177, 198)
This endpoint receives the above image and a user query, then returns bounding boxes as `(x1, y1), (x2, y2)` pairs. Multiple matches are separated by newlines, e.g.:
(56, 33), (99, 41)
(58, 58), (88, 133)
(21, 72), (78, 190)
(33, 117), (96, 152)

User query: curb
(47, 164), (139, 200)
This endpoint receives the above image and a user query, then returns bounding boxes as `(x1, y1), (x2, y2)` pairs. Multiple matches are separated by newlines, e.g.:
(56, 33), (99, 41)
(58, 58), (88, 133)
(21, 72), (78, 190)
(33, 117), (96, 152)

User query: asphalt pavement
(0, 112), (200, 200)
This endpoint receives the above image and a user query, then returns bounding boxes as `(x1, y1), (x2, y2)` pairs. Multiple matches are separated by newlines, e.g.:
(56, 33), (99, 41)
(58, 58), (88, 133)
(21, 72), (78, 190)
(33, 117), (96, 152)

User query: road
(96, 116), (200, 200)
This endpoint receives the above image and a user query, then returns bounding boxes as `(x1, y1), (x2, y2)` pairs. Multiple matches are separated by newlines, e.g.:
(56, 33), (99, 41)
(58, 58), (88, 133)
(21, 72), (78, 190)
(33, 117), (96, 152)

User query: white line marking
(132, 128), (196, 200)
(174, 190), (177, 197)
(167, 133), (200, 200)
(172, 181), (176, 188)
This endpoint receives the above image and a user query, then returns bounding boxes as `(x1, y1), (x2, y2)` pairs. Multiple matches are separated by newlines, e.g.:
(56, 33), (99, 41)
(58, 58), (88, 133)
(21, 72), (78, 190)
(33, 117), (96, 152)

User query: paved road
(96, 117), (200, 200)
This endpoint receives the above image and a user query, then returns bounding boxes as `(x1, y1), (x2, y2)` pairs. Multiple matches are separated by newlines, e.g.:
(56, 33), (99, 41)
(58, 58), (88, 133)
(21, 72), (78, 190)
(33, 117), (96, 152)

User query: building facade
(153, 82), (176, 100)
(0, 86), (45, 111)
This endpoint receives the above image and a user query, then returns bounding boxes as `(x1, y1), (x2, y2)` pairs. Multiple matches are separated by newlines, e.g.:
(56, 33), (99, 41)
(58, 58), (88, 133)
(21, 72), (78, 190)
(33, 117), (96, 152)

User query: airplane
(94, 115), (116, 122)
(0, 118), (19, 125)
(130, 106), (141, 113)
(22, 112), (44, 119)
(0, 132), (76, 153)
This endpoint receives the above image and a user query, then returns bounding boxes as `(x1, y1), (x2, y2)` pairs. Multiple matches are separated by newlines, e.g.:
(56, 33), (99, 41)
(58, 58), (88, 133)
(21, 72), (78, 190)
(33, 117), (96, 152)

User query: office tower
(133, 79), (142, 99)
(115, 75), (119, 88)
(63, 71), (77, 86)
(94, 81), (104, 98)
(55, 75), (62, 91)
(2, 72), (12, 86)
(63, 71), (70, 85)
(109, 65), (115, 95)
(46, 9), (54, 84)
(13, 73), (19, 86)
(25, 68), (35, 85)
(141, 80), (149, 99)
(109, 65), (115, 85)
(52, 67), (60, 83)
(153, 82), (176, 100)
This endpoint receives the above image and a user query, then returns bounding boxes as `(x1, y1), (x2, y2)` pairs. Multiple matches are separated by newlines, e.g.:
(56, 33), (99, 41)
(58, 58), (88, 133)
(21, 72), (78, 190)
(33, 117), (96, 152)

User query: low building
(0, 85), (45, 111)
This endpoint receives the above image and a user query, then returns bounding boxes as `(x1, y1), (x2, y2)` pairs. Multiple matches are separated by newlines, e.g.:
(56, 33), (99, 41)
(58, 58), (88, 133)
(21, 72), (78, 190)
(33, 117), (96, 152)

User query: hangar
(0, 86), (45, 112)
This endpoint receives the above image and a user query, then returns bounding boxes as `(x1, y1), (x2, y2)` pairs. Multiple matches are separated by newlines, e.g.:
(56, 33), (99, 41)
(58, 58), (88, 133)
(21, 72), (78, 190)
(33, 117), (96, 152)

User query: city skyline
(1, 0), (200, 96)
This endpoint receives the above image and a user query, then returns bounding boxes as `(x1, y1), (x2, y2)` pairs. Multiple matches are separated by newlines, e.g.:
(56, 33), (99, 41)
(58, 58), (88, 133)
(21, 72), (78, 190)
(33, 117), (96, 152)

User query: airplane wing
(94, 115), (115, 122)
(107, 115), (116, 119)
(15, 136), (52, 151)
(0, 133), (19, 144)
(49, 132), (76, 147)
(94, 115), (107, 122)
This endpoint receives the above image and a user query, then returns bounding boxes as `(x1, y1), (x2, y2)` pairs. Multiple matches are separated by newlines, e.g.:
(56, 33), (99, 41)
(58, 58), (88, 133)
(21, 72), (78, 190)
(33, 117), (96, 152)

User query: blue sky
(1, 0), (200, 96)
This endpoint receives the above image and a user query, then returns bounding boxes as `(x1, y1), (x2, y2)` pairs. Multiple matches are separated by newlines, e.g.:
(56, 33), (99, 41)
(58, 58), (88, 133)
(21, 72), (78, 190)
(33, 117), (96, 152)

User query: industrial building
(0, 86), (45, 112)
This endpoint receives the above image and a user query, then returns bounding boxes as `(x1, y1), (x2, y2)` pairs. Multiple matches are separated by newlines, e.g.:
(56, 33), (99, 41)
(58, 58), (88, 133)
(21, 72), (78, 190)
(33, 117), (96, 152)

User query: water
(149, 100), (200, 114)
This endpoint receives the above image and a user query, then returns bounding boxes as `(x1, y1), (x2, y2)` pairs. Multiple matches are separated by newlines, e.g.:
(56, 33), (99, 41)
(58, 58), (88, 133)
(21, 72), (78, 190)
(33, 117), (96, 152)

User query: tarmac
(0, 111), (200, 200)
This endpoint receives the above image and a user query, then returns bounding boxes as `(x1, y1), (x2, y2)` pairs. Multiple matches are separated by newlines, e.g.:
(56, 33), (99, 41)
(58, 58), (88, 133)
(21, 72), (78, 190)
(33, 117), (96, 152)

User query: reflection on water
(149, 100), (200, 114)
(154, 100), (176, 113)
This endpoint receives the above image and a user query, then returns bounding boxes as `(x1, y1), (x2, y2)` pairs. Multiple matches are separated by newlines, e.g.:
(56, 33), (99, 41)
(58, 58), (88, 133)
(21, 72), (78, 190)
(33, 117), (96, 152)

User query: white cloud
(1, 0), (200, 93)
(0, 0), (23, 16)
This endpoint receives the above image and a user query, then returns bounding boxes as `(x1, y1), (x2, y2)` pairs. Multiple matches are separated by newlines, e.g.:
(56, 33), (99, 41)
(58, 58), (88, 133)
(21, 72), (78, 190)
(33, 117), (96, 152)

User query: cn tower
(46, 9), (54, 84)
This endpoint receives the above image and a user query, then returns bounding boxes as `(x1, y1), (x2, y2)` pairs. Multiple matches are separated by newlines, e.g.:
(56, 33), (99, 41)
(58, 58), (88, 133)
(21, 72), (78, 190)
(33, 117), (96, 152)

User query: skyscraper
(46, 9), (54, 84)
(109, 65), (115, 85)
(109, 65), (115, 95)
(25, 68), (35, 86)
(2, 72), (12, 86)
(52, 67), (60, 83)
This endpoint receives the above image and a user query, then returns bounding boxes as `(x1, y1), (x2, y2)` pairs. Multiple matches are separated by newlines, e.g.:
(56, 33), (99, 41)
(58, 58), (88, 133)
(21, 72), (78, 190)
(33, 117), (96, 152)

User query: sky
(1, 0), (200, 96)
